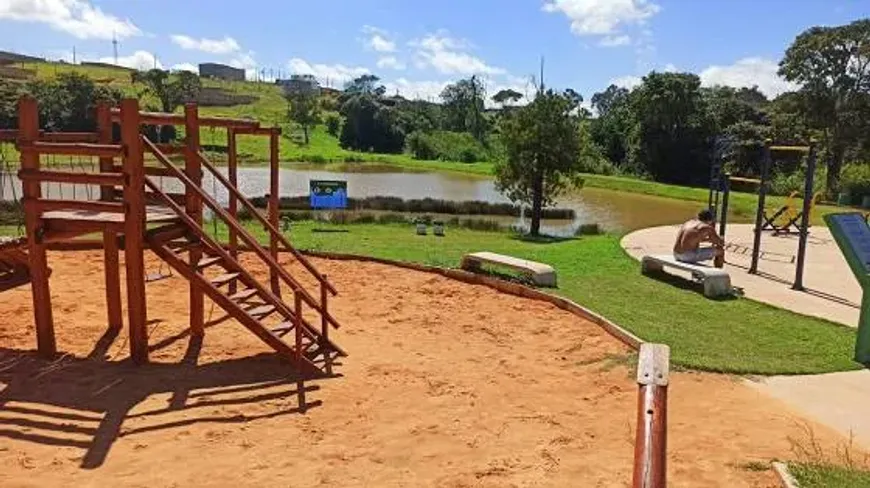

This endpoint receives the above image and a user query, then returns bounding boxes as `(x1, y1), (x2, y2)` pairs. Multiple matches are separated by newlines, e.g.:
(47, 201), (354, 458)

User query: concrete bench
(641, 254), (731, 298)
(461, 251), (556, 287)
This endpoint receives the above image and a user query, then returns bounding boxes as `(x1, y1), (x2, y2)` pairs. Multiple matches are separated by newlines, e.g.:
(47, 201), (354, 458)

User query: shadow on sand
(0, 332), (335, 470)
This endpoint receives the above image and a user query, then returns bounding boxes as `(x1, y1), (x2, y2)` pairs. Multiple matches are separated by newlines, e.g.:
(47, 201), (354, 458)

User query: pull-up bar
(770, 145), (811, 153)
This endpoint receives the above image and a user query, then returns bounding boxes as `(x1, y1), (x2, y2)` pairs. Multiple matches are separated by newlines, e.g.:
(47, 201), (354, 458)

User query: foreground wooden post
(632, 343), (669, 488)
(120, 99), (148, 363)
(321, 276), (331, 374)
(269, 129), (281, 296)
(97, 103), (123, 330)
(227, 127), (238, 294)
(185, 104), (204, 335)
(18, 96), (56, 357)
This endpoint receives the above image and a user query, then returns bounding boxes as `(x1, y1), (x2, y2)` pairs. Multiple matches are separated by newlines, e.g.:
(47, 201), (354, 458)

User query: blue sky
(1, 0), (868, 103)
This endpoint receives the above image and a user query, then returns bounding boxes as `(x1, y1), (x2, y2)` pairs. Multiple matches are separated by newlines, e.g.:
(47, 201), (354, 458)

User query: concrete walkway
(621, 224), (861, 327)
(623, 223), (870, 450)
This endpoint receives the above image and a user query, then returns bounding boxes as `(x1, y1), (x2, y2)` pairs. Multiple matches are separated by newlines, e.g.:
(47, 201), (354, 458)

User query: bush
(406, 130), (488, 163)
(840, 163), (870, 203)
(574, 223), (603, 236)
(325, 115), (341, 137)
(769, 166), (827, 197)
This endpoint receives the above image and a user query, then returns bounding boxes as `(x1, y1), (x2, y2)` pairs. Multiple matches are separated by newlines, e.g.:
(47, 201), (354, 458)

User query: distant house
(276, 74), (320, 97)
(199, 63), (245, 82)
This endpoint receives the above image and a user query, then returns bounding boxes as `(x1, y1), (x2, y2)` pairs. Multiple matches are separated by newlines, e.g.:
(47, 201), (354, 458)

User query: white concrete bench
(461, 251), (557, 287)
(641, 254), (731, 298)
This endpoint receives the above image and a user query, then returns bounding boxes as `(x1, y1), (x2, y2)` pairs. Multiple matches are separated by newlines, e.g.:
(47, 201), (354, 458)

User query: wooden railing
(632, 343), (669, 488)
(142, 137), (342, 330)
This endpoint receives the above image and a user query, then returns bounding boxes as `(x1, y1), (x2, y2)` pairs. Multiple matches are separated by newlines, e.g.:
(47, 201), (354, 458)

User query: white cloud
(383, 78), (450, 101)
(288, 57), (370, 86)
(700, 57), (799, 98)
(98, 50), (161, 71)
(171, 63), (198, 73)
(599, 35), (631, 47)
(609, 74), (642, 90)
(376, 56), (406, 70)
(0, 0), (140, 40)
(362, 25), (397, 53)
(171, 34), (241, 54)
(411, 32), (505, 76)
(543, 0), (660, 36)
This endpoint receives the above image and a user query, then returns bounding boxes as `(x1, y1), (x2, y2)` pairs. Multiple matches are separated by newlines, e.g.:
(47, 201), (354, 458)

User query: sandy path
(0, 250), (851, 487)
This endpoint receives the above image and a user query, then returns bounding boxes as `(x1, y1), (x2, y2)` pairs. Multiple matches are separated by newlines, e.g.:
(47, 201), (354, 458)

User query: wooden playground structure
(0, 95), (345, 375)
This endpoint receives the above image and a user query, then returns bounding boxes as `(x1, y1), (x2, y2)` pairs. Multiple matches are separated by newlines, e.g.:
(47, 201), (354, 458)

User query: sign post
(824, 212), (870, 363)
(309, 180), (347, 210)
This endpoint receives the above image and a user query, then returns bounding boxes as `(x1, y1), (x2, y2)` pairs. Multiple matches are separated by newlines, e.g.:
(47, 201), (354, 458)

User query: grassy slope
(214, 220), (858, 375)
(791, 463), (870, 487)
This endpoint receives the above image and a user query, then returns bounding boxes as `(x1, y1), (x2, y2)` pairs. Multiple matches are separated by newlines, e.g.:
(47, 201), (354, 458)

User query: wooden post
(632, 343), (669, 488)
(120, 98), (148, 364)
(97, 103), (123, 330)
(184, 104), (204, 335)
(18, 96), (56, 357)
(321, 276), (331, 374)
(269, 129), (280, 297)
(227, 127), (239, 294)
(295, 292), (306, 411)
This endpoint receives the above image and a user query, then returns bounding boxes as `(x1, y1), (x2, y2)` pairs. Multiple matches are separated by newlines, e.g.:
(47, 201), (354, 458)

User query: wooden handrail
(197, 151), (338, 295)
(0, 129), (99, 143)
(18, 169), (125, 186)
(113, 165), (180, 178)
(19, 141), (124, 158)
(111, 108), (261, 130)
(141, 179), (344, 352)
(142, 137), (342, 329)
(632, 343), (669, 488)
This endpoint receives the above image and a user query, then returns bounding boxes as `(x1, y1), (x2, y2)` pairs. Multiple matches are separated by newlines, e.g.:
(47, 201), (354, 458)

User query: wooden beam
(0, 129), (99, 143)
(18, 169), (126, 186)
(632, 343), (669, 488)
(28, 199), (125, 214)
(20, 141), (124, 158)
(109, 108), (261, 129)
(184, 103), (204, 336)
(120, 98), (149, 364)
(269, 130), (280, 296)
(227, 127), (239, 294)
(18, 95), (56, 357)
(113, 165), (178, 178)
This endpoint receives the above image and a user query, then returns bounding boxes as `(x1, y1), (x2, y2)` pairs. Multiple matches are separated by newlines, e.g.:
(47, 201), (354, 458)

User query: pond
(0, 163), (703, 234)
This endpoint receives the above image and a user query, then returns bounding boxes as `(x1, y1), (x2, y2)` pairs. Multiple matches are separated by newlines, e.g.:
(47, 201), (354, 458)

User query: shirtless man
(673, 209), (724, 265)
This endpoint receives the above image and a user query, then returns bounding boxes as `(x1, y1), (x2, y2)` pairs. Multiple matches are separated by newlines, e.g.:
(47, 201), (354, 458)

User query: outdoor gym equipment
(825, 212), (870, 363)
(709, 141), (817, 290)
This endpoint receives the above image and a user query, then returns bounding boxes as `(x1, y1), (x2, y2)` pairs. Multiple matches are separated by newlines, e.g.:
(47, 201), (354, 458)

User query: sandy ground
(622, 224), (860, 327)
(0, 250), (854, 487)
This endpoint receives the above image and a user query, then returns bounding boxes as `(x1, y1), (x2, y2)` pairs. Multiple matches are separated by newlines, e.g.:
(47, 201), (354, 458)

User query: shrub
(406, 130), (488, 163)
(769, 166), (827, 197)
(840, 163), (870, 203)
(574, 223), (603, 236)
(325, 115), (341, 137)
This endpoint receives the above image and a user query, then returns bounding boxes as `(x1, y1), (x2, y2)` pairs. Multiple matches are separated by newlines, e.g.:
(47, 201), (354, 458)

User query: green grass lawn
(791, 463), (870, 487)
(211, 220), (859, 375)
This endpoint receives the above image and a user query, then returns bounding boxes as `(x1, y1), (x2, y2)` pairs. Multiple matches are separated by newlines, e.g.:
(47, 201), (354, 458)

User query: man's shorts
(674, 247), (716, 264)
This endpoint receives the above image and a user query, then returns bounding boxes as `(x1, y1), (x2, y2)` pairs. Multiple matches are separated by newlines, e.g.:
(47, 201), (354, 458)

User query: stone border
(772, 462), (800, 488)
(44, 240), (644, 350)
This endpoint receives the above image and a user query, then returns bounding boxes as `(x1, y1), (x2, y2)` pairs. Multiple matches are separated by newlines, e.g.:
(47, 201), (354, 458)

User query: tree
(628, 72), (714, 184)
(779, 19), (870, 195)
(24, 72), (121, 132)
(589, 84), (633, 168)
(492, 88), (523, 107)
(343, 74), (386, 98)
(131, 69), (201, 113)
(339, 76), (405, 153)
(286, 90), (321, 145)
(495, 89), (583, 236)
(441, 76), (488, 142)
(590, 84), (629, 116)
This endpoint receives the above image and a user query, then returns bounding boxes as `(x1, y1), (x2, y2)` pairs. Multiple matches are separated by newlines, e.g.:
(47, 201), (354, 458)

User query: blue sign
(828, 213), (870, 274)
(310, 180), (347, 209)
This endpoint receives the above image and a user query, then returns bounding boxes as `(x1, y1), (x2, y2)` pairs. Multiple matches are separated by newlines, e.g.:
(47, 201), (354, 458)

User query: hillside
(4, 60), (481, 171)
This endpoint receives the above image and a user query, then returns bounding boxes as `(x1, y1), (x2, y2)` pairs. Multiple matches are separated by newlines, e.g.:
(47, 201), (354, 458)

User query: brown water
(0, 164), (700, 234)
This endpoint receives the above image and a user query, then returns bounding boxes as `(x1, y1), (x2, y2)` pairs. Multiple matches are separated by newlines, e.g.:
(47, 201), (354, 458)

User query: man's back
(674, 219), (714, 254)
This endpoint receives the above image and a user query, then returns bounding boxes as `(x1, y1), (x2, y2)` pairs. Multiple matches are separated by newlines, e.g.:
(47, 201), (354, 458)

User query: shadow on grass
(641, 269), (739, 302)
(510, 233), (579, 245)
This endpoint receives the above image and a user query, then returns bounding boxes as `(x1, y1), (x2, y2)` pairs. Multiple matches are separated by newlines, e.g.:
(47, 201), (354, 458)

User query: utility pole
(72, 46), (76, 64)
(112, 31), (119, 65)
(539, 56), (545, 92)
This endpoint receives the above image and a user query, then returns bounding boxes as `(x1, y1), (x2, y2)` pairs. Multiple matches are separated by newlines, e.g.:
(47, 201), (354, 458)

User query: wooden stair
(147, 224), (346, 376)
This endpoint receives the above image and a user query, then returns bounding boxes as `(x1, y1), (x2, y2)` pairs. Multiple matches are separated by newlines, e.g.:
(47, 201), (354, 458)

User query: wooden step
(196, 256), (224, 269)
(247, 304), (276, 319)
(210, 272), (240, 287)
(167, 240), (198, 254)
(228, 288), (258, 302)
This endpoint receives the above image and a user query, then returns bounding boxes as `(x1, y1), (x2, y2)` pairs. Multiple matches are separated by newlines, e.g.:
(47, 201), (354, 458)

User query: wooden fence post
(185, 103), (204, 335)
(632, 343), (669, 488)
(227, 127), (238, 294)
(97, 102), (123, 331)
(269, 129), (280, 297)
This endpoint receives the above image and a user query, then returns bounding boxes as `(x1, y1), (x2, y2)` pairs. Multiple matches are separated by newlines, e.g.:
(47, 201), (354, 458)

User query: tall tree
(495, 89), (583, 236)
(779, 19), (870, 194)
(339, 75), (405, 153)
(589, 84), (633, 167)
(131, 69), (201, 113)
(628, 72), (714, 184)
(286, 90), (321, 145)
(590, 84), (629, 116)
(441, 76), (487, 142)
(492, 88), (523, 108)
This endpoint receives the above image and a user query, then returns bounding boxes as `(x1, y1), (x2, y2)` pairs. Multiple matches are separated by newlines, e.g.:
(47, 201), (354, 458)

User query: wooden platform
(42, 205), (178, 224)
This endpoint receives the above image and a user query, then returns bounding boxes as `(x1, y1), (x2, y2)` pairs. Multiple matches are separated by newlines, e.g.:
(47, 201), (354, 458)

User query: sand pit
(0, 250), (853, 487)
